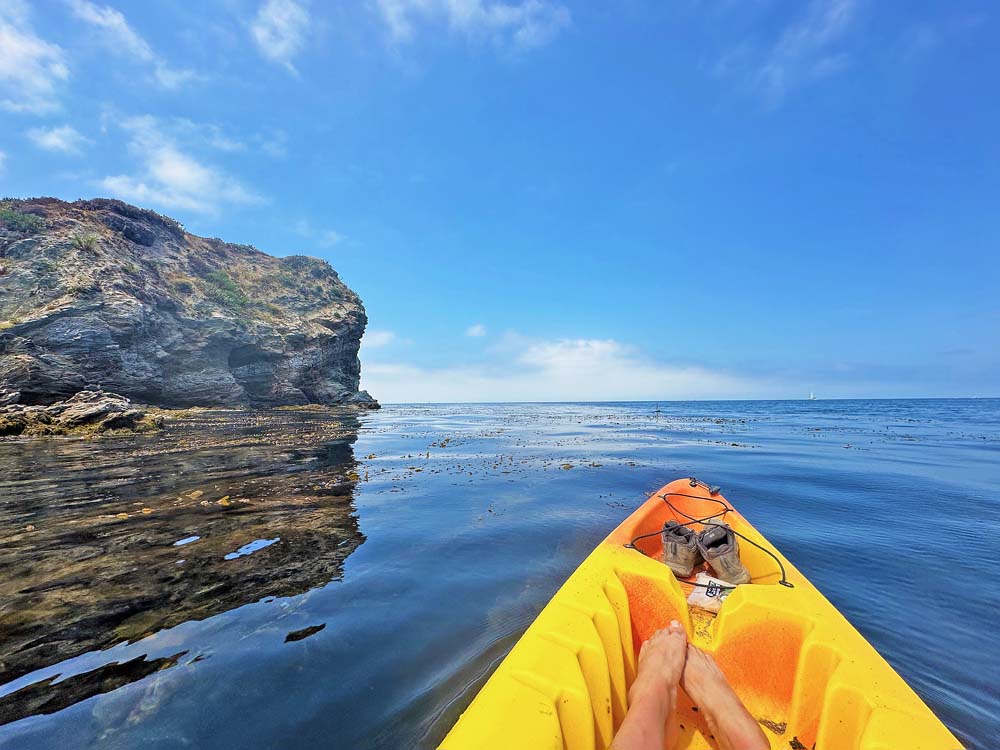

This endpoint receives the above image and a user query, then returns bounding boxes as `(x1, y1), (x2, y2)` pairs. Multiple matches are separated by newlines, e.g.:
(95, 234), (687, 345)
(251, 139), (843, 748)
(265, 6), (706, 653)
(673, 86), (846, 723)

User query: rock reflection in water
(0, 408), (366, 722)
(0, 652), (188, 726)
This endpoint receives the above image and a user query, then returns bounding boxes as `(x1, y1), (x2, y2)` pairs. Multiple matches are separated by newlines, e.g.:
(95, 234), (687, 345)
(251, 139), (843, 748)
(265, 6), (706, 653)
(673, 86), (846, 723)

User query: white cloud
(319, 230), (343, 247)
(465, 323), (487, 337)
(718, 0), (857, 106)
(376, 0), (570, 50)
(68, 0), (152, 59)
(26, 124), (90, 153)
(0, 149), (6, 173)
(0, 0), (69, 113)
(257, 129), (288, 158)
(759, 0), (855, 102)
(362, 335), (780, 403)
(100, 115), (264, 214)
(68, 0), (196, 89)
(173, 118), (246, 152)
(293, 219), (345, 247)
(362, 329), (397, 349)
(250, 0), (309, 72)
(149, 118), (282, 158)
(151, 61), (197, 89)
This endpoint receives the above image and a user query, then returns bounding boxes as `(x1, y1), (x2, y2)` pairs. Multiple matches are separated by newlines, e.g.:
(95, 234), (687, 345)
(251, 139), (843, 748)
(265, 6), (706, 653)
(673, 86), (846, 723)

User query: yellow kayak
(441, 478), (962, 749)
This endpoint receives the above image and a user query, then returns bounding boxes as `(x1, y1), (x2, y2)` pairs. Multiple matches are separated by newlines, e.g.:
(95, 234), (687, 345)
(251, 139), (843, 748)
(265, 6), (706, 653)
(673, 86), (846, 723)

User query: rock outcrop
(0, 198), (377, 408)
(0, 389), (162, 436)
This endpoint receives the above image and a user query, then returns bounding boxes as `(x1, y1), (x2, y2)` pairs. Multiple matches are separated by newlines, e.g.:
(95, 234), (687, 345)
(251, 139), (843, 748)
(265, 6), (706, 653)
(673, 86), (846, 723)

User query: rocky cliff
(0, 198), (376, 408)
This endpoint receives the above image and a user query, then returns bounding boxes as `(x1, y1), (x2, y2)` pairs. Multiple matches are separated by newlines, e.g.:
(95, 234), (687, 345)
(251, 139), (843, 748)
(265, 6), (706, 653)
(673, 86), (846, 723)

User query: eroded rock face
(0, 198), (377, 408)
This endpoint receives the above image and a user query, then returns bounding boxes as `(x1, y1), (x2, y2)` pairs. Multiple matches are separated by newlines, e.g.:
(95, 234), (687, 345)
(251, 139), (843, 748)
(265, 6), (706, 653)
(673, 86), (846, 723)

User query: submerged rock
(0, 197), (378, 408)
(0, 390), (162, 436)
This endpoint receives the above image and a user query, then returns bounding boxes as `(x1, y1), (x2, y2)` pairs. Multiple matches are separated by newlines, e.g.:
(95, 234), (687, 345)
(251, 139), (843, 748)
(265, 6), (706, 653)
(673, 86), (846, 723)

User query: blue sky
(1, 0), (997, 401)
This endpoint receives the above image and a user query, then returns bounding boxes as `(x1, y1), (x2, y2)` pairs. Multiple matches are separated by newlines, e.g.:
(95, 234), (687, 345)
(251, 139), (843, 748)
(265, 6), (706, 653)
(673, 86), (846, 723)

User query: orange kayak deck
(441, 478), (962, 750)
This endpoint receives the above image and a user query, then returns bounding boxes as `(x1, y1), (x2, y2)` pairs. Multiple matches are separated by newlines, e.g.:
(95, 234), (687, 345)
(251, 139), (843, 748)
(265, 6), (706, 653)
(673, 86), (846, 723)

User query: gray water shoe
(697, 521), (751, 585)
(661, 520), (702, 577)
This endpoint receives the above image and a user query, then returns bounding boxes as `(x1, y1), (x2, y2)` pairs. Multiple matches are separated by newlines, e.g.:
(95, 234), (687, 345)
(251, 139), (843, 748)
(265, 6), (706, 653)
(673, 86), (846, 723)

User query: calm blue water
(0, 399), (997, 749)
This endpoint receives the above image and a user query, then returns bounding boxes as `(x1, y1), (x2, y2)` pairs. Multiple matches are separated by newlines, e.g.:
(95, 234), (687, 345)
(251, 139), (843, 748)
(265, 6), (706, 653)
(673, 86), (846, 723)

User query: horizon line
(362, 395), (998, 406)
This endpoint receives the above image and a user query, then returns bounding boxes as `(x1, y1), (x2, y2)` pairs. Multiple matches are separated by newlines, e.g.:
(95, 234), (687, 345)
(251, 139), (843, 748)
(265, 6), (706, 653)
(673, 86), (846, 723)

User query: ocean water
(0, 399), (997, 749)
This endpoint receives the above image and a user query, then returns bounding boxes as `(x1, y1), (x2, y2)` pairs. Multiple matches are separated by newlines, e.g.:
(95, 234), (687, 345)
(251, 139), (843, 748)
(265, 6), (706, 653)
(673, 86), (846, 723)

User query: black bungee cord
(623, 479), (794, 589)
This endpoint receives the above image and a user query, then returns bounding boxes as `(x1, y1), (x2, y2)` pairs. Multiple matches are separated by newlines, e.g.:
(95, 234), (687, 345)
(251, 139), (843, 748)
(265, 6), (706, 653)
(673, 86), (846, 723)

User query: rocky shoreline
(0, 390), (162, 437)
(0, 388), (379, 438)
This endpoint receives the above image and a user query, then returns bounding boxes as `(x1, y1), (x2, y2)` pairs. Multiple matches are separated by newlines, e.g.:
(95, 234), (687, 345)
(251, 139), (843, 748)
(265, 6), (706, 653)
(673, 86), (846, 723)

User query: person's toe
(668, 619), (686, 639)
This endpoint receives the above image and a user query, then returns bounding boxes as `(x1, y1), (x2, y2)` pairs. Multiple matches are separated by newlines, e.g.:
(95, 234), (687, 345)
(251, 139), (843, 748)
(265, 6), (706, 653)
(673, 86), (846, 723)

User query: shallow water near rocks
(0, 399), (997, 749)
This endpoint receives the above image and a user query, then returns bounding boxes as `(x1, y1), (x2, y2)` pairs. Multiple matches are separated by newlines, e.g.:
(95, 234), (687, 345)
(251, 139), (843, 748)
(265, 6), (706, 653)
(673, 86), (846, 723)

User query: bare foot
(681, 645), (768, 750)
(611, 621), (687, 750)
(630, 620), (688, 707)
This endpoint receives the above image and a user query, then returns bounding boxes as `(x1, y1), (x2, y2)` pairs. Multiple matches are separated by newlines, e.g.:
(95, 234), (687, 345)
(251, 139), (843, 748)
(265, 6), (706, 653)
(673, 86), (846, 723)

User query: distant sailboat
(809, 392), (817, 400)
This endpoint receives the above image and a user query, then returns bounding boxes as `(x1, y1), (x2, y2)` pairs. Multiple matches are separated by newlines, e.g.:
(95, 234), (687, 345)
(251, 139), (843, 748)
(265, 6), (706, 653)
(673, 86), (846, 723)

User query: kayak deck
(441, 478), (961, 749)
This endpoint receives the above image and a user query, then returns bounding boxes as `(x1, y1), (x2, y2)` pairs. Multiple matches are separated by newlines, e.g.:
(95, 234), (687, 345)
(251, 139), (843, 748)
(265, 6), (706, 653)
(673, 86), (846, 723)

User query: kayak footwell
(440, 479), (962, 750)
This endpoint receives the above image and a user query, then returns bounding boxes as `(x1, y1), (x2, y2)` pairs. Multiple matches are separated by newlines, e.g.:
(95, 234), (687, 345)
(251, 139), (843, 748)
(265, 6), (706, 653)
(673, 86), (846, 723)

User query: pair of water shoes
(661, 519), (751, 585)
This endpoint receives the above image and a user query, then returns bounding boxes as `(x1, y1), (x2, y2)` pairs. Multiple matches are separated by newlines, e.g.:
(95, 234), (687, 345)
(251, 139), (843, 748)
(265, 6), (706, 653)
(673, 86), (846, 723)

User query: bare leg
(610, 620), (687, 750)
(680, 645), (768, 750)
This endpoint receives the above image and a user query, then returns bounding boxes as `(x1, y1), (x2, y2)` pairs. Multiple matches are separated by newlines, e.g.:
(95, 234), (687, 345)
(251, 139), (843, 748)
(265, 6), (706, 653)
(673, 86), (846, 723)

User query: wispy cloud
(67, 0), (196, 89)
(26, 124), (91, 153)
(151, 62), (197, 89)
(898, 24), (940, 61)
(362, 329), (397, 349)
(293, 219), (345, 248)
(376, 0), (571, 51)
(465, 323), (487, 337)
(362, 335), (777, 402)
(173, 119), (246, 152)
(68, 0), (151, 58)
(0, 149), (6, 174)
(256, 129), (288, 158)
(0, 0), (69, 113)
(100, 115), (264, 215)
(897, 13), (986, 63)
(159, 118), (285, 158)
(319, 230), (343, 247)
(250, 0), (309, 72)
(717, 0), (857, 106)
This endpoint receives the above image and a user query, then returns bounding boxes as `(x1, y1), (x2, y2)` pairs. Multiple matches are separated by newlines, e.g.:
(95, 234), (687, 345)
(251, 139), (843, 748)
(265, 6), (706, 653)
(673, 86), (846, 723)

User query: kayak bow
(441, 478), (961, 750)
